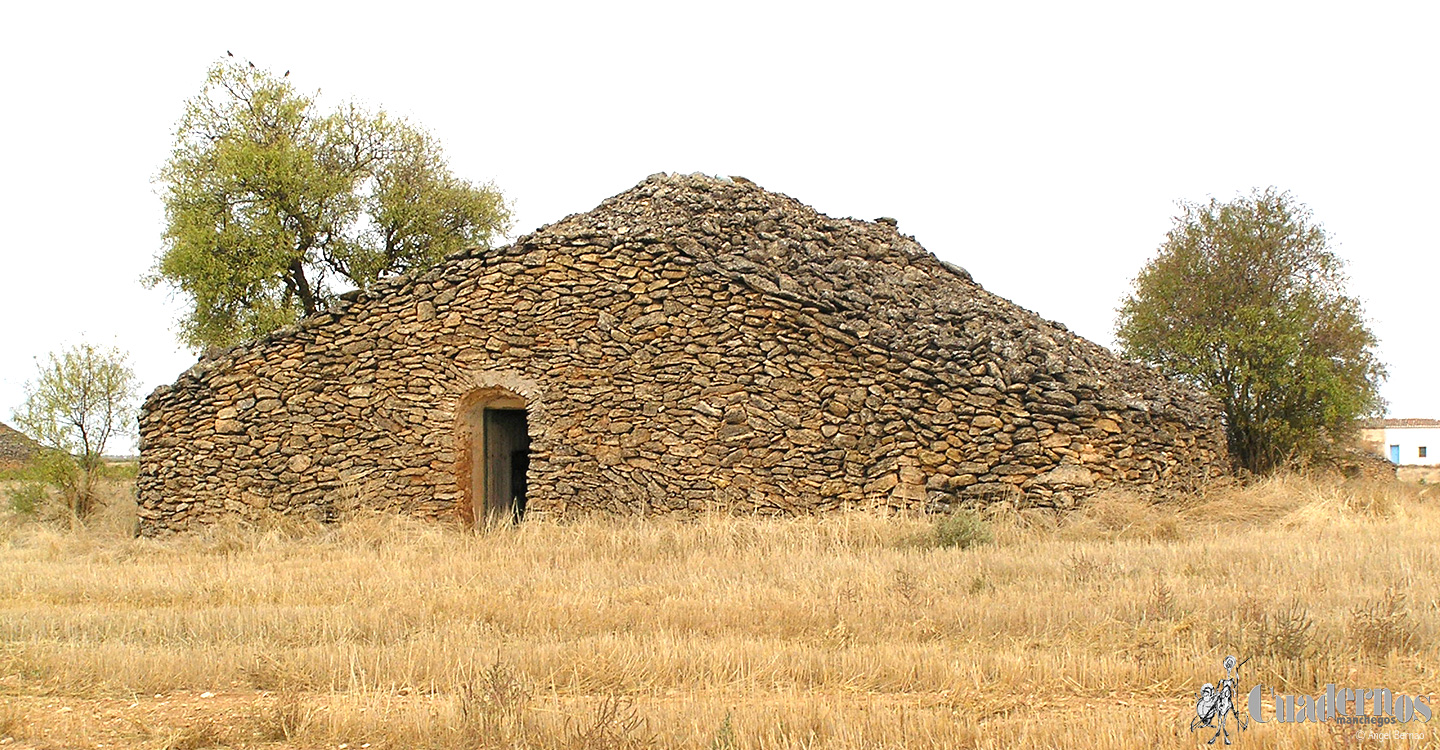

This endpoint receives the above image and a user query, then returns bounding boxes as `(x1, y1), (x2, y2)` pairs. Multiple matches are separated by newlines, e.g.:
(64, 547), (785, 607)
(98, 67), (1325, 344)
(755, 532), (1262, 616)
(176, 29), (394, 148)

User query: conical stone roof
(532, 173), (1216, 425)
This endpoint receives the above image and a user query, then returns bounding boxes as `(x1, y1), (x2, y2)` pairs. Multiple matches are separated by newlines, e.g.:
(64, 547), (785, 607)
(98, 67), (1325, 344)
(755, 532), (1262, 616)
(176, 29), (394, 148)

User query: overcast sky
(2, 1), (1436, 454)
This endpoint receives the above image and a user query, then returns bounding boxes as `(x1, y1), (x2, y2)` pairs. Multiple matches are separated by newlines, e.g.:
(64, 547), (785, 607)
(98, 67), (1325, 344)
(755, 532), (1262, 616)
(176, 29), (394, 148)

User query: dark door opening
(482, 408), (530, 523)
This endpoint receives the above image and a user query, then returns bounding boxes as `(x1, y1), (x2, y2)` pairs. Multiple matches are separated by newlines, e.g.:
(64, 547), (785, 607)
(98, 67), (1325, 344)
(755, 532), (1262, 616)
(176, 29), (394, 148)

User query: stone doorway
(458, 390), (531, 525)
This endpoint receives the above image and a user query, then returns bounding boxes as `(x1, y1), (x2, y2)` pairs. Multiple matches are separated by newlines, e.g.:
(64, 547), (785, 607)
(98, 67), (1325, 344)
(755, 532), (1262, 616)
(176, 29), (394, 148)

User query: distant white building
(1360, 419), (1440, 466)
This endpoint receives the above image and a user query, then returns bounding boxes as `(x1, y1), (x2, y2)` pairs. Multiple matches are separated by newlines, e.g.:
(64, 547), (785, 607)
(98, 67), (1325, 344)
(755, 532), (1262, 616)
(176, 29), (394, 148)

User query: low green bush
(934, 508), (993, 549)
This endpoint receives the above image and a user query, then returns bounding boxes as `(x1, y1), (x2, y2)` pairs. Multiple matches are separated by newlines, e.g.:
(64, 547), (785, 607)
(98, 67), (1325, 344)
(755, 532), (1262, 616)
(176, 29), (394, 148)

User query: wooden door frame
(455, 388), (527, 527)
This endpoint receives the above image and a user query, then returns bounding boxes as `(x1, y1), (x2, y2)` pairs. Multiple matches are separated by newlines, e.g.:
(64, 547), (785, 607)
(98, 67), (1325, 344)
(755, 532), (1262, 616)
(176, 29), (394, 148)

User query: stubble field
(0, 475), (1436, 749)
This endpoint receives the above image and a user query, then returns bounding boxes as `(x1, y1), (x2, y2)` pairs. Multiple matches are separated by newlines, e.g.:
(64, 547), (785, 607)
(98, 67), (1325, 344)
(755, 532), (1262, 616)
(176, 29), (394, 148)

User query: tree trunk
(290, 259), (318, 316)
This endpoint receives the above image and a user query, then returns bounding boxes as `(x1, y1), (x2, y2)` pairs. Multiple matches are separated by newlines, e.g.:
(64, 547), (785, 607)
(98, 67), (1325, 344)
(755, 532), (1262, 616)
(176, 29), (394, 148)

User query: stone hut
(137, 174), (1229, 534)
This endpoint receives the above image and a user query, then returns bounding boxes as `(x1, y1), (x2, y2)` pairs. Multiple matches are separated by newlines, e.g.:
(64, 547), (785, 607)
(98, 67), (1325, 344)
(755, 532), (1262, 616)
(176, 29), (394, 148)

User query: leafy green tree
(1115, 188), (1386, 475)
(11, 344), (139, 520)
(149, 58), (511, 349)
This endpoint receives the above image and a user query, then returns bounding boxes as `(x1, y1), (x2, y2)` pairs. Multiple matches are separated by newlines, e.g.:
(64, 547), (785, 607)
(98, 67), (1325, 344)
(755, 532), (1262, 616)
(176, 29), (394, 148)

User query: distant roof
(0, 421), (40, 465)
(1363, 418), (1440, 428)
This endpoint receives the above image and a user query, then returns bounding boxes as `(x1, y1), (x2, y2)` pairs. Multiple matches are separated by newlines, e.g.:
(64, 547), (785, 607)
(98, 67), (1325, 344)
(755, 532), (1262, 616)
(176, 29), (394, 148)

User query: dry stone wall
(137, 173), (1230, 534)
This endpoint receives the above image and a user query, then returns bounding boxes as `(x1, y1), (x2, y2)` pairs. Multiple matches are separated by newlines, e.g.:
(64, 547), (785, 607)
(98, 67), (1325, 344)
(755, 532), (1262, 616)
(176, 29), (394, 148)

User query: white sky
(2, 1), (1436, 455)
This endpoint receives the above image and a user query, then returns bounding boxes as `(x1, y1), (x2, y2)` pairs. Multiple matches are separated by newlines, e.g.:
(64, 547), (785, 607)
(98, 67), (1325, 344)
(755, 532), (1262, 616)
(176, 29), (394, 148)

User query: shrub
(1350, 588), (1417, 656)
(934, 508), (993, 549)
(6, 479), (46, 516)
(1252, 602), (1316, 661)
(709, 712), (737, 750)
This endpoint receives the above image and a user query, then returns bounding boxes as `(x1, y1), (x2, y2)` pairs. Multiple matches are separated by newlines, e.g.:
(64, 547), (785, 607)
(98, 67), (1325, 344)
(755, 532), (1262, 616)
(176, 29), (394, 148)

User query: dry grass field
(1, 476), (1436, 749)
